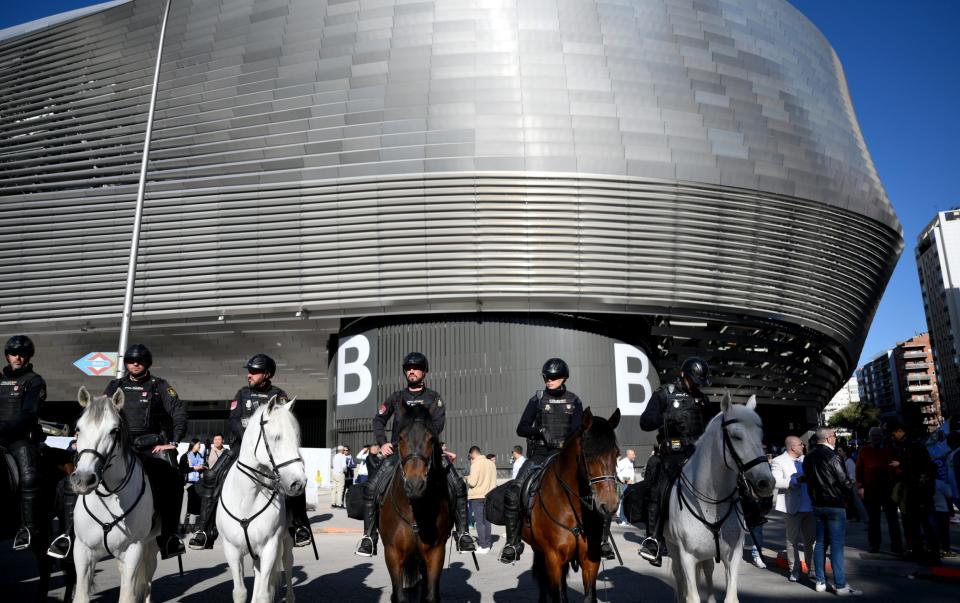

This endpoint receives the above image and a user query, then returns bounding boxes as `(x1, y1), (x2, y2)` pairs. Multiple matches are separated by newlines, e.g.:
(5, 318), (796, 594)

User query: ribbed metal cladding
(0, 0), (902, 410)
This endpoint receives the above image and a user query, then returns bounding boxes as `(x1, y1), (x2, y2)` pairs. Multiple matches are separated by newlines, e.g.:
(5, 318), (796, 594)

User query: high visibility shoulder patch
(167, 387), (178, 398)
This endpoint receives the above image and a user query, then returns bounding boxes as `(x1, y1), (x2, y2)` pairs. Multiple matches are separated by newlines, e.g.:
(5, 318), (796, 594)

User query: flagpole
(117, 0), (173, 379)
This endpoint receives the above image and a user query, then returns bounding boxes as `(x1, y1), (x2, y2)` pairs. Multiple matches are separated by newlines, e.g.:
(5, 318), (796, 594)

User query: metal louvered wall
(1, 0), (901, 420)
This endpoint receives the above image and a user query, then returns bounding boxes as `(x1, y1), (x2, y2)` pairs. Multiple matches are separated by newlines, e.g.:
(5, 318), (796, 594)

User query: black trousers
(644, 449), (689, 539)
(864, 485), (903, 552)
(5, 439), (40, 532)
(136, 448), (182, 540)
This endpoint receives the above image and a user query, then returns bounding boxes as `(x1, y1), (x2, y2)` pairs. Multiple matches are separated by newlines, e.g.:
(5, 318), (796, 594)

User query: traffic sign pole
(117, 0), (173, 378)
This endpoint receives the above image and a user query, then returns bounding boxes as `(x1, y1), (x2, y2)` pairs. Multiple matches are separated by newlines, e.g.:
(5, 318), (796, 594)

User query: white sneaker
(814, 582), (826, 593)
(475, 547), (490, 555)
(751, 554), (766, 569)
(834, 585), (862, 597)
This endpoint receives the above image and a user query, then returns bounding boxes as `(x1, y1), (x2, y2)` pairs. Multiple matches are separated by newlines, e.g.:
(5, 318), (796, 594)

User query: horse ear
(112, 388), (125, 410)
(582, 407), (593, 430)
(746, 394), (757, 410)
(609, 408), (621, 429)
(267, 394), (278, 412)
(78, 386), (91, 408)
(286, 397), (297, 412)
(721, 390), (732, 413)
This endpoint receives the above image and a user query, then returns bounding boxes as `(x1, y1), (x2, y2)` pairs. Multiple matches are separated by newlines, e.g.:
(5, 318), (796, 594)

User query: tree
(827, 402), (881, 439)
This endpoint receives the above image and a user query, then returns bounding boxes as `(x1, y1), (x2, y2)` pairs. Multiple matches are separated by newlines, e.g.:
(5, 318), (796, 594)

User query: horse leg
(542, 551), (566, 603)
(251, 537), (280, 603)
(118, 542), (145, 603)
(282, 533), (295, 603)
(701, 559), (716, 603)
(223, 540), (247, 603)
(422, 544), (446, 603)
(143, 538), (159, 603)
(71, 539), (96, 603)
(721, 536), (743, 603)
(676, 549), (701, 603)
(579, 553), (601, 603)
(384, 546), (408, 603)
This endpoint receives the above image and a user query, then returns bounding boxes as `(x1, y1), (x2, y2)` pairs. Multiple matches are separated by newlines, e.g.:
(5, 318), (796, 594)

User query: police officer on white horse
(0, 335), (47, 551)
(638, 356), (711, 566)
(499, 358), (619, 564)
(188, 354), (312, 550)
(355, 352), (477, 557)
(48, 344), (187, 560)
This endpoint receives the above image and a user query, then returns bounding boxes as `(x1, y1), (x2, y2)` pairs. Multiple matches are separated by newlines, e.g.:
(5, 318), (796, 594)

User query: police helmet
(541, 358), (570, 380)
(245, 354), (277, 377)
(4, 335), (35, 360)
(402, 352), (429, 373)
(680, 357), (711, 387)
(123, 344), (153, 369)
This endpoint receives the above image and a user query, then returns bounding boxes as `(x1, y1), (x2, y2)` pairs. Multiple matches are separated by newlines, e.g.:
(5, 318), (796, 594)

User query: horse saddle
(520, 452), (561, 516)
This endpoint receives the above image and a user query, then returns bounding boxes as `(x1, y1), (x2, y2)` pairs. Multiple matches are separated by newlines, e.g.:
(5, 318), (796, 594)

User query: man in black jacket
(803, 427), (862, 596)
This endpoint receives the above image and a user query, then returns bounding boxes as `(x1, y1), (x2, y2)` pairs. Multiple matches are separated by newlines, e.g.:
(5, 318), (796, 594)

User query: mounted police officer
(638, 356), (711, 566)
(188, 354), (312, 550)
(355, 352), (477, 557)
(1, 335), (47, 551)
(500, 358), (608, 564)
(48, 344), (187, 559)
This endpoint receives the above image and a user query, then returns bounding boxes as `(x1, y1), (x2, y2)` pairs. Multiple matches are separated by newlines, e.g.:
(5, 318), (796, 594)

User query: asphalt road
(2, 498), (957, 602)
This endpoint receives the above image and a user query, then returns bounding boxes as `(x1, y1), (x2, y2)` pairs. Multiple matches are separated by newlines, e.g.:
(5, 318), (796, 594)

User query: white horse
(666, 394), (775, 603)
(217, 395), (307, 603)
(71, 386), (159, 603)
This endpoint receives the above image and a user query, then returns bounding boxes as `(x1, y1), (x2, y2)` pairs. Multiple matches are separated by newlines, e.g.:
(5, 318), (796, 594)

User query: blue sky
(4, 1), (959, 371)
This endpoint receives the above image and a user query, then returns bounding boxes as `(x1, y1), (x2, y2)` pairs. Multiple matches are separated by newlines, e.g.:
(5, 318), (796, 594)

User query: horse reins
(77, 428), (148, 558)
(675, 414), (767, 562)
(220, 413), (305, 562)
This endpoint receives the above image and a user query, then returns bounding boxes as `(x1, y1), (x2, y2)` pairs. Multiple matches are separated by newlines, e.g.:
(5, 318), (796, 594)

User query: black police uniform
(0, 362), (47, 550)
(105, 372), (188, 556)
(189, 384), (311, 549)
(500, 387), (583, 562)
(356, 386), (475, 556)
(639, 380), (708, 553)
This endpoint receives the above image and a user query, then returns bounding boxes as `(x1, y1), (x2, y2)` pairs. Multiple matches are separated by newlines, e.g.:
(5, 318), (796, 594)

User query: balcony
(906, 374), (932, 382)
(904, 362), (929, 370)
(908, 384), (934, 392)
(903, 351), (928, 359)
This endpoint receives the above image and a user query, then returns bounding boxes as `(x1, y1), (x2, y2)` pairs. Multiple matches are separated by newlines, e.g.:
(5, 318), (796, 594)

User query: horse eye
(110, 428), (119, 435)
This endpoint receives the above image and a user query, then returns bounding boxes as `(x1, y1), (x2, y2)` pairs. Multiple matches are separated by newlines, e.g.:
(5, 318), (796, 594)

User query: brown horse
(523, 407), (621, 603)
(380, 404), (452, 603)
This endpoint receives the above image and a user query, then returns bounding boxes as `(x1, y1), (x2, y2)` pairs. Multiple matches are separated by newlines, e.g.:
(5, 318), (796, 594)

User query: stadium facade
(0, 0), (901, 458)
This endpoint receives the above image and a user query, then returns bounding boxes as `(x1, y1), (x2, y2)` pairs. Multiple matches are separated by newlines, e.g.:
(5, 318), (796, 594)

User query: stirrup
(47, 533), (72, 559)
(159, 535), (185, 560)
(355, 535), (376, 557)
(187, 530), (208, 550)
(455, 531), (477, 553)
(639, 537), (661, 564)
(499, 542), (523, 565)
(293, 526), (312, 547)
(13, 527), (32, 551)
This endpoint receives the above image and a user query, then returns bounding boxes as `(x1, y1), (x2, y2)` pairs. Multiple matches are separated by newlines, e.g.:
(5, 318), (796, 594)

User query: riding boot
(286, 492), (312, 547)
(356, 460), (390, 557)
(600, 515), (615, 560)
(48, 478), (76, 559)
(10, 440), (40, 552)
(142, 452), (185, 559)
(188, 494), (218, 550)
(447, 468), (476, 552)
(639, 499), (662, 566)
(498, 484), (524, 564)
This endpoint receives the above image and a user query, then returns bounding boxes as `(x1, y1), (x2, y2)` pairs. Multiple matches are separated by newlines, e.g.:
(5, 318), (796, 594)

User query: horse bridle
(720, 415), (768, 498)
(398, 419), (435, 484)
(222, 412), (305, 562)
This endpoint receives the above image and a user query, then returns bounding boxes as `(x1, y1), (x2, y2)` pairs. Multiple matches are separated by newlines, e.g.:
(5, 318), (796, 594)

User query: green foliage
(827, 402), (881, 439)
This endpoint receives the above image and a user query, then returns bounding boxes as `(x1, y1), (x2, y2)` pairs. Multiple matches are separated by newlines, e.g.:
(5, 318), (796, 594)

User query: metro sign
(74, 352), (118, 376)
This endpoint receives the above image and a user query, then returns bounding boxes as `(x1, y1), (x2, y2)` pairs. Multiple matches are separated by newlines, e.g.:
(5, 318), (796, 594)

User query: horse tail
(401, 556), (423, 590)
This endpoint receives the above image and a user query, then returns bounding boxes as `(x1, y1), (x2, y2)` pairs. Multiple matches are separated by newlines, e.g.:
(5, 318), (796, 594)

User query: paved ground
(2, 497), (957, 601)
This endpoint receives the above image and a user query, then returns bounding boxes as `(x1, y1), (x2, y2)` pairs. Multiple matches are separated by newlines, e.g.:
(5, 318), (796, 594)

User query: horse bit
(76, 427), (147, 558)
(220, 414), (304, 562)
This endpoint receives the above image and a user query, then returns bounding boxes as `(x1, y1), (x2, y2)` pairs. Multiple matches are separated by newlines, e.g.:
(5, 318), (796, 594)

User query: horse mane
(581, 416), (618, 460)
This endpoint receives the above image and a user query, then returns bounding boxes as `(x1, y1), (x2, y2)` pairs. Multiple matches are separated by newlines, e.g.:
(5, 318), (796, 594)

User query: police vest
(659, 384), (706, 447)
(0, 371), (35, 423)
(536, 391), (578, 450)
(238, 386), (286, 428)
(111, 377), (165, 435)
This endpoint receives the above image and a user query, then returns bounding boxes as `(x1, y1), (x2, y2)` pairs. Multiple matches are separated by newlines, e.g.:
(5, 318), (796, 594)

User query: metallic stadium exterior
(0, 0), (901, 456)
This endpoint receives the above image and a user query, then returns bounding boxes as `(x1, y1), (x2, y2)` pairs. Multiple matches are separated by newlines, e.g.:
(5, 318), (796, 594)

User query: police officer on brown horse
(188, 354), (313, 550)
(355, 352), (477, 557)
(500, 358), (620, 564)
(48, 344), (187, 560)
(638, 356), (711, 566)
(1, 335), (47, 551)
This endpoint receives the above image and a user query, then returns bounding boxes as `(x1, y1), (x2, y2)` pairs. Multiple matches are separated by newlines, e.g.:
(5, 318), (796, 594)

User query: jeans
(813, 506), (847, 588)
(469, 500), (491, 548)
